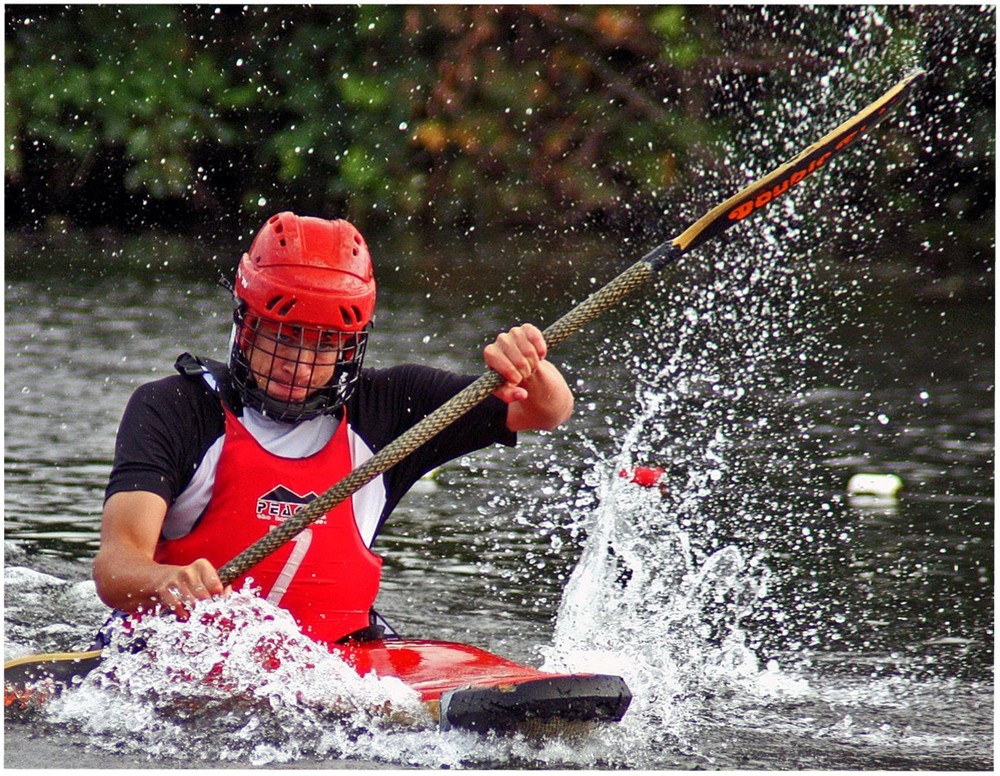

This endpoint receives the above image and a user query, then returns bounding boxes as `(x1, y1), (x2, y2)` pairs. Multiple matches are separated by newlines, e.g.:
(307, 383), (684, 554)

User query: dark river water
(4, 227), (993, 769)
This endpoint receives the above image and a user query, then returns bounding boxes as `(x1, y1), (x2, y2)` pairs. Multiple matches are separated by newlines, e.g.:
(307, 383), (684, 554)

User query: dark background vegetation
(5, 5), (995, 280)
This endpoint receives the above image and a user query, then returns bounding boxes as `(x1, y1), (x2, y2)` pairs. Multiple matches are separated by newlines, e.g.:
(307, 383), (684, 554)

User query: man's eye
(319, 335), (342, 352)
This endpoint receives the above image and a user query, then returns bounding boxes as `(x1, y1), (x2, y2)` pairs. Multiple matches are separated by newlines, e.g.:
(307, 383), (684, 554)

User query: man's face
(244, 321), (345, 403)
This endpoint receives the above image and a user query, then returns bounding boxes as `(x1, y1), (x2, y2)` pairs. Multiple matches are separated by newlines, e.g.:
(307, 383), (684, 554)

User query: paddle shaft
(218, 68), (925, 585)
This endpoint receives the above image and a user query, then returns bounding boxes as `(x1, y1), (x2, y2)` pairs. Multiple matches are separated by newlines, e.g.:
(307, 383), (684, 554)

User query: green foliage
(4, 5), (994, 274)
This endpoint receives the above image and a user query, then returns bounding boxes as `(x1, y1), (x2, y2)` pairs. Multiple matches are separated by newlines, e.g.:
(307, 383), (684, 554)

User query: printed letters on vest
(155, 408), (382, 644)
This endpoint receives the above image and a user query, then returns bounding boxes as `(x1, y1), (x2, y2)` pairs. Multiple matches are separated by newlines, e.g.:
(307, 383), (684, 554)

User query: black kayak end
(439, 674), (632, 733)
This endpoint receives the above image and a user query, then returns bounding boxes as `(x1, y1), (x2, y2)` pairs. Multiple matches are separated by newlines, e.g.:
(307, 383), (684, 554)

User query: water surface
(4, 229), (993, 769)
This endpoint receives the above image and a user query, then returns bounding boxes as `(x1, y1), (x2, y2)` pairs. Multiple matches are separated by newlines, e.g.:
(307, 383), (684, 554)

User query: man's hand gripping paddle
(4, 70), (926, 697)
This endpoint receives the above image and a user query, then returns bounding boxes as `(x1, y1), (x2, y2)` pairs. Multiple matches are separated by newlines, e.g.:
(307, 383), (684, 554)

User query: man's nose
(281, 346), (317, 373)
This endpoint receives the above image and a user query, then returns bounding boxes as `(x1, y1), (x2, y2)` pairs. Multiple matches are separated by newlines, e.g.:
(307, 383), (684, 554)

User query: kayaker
(92, 211), (573, 645)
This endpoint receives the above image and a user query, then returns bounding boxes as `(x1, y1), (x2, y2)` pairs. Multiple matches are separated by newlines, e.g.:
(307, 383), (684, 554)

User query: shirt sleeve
(104, 375), (224, 505)
(347, 364), (516, 520)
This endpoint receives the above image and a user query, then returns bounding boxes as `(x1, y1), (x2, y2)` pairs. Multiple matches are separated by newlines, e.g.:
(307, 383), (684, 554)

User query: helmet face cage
(230, 307), (369, 423)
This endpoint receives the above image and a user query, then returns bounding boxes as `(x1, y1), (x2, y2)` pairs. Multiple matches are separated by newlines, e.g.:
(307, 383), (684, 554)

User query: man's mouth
(267, 379), (311, 401)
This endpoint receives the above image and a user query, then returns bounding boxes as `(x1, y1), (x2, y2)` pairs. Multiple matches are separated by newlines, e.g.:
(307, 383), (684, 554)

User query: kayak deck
(339, 638), (550, 699)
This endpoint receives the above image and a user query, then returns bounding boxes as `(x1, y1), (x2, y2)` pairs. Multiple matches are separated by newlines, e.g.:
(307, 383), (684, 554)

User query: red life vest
(155, 407), (382, 645)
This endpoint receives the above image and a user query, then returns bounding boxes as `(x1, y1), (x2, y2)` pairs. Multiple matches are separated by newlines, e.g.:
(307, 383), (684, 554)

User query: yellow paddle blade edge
(672, 69), (926, 256)
(5, 648), (105, 693)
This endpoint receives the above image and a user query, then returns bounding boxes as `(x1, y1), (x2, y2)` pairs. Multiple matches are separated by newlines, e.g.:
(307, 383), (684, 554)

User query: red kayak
(5, 638), (631, 733)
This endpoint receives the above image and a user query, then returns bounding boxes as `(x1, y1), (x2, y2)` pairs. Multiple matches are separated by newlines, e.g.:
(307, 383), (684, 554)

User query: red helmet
(235, 212), (376, 330)
(229, 213), (376, 422)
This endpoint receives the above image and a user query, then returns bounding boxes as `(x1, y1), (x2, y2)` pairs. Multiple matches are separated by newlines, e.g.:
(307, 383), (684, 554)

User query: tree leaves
(5, 5), (994, 277)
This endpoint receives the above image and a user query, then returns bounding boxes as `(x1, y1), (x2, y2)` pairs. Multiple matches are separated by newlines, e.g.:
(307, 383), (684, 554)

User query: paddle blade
(672, 69), (926, 256)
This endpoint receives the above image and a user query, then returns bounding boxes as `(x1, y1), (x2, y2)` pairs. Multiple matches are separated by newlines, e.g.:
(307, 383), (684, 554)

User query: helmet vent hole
(340, 306), (359, 326)
(266, 295), (296, 317)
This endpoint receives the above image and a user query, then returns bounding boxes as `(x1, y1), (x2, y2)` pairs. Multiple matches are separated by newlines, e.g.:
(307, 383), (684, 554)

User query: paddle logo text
(727, 120), (877, 223)
(256, 485), (328, 525)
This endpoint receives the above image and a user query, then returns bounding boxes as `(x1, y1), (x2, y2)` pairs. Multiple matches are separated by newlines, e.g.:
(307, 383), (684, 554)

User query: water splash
(538, 457), (809, 757)
(531, 25), (862, 754)
(522, 243), (847, 762)
(38, 589), (649, 767)
(45, 589), (430, 765)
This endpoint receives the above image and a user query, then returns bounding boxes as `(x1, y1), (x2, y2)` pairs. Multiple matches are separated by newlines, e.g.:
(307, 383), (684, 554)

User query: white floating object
(847, 473), (903, 499)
